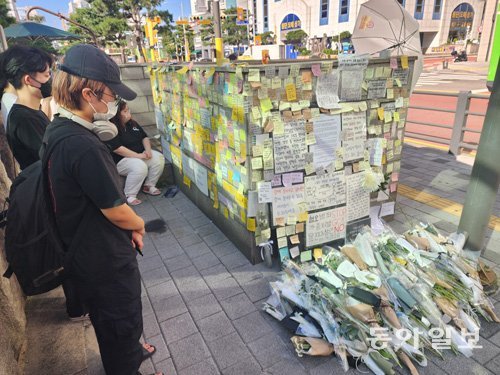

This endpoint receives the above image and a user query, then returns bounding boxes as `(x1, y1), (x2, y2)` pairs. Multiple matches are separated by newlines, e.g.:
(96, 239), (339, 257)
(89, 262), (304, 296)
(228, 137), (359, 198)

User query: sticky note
(285, 83), (297, 102)
(298, 212), (308, 222)
(260, 98), (273, 113)
(271, 77), (281, 89)
(286, 225), (296, 236)
(290, 235), (300, 244)
(393, 112), (400, 122)
(401, 55), (409, 69)
(251, 157), (263, 170)
(313, 248), (323, 262)
(300, 250), (312, 262)
(289, 246), (300, 258)
(274, 122), (284, 135)
(251, 106), (261, 120)
(296, 222), (304, 233)
(177, 66), (188, 75)
(279, 248), (290, 262)
(277, 236), (288, 249)
(248, 69), (261, 82)
(311, 64), (321, 77)
(275, 217), (286, 226)
(246, 218), (256, 232)
(390, 57), (398, 69)
(223, 207), (229, 219)
(377, 107), (384, 120)
(183, 175), (191, 187)
(276, 227), (286, 238)
(387, 88), (394, 99)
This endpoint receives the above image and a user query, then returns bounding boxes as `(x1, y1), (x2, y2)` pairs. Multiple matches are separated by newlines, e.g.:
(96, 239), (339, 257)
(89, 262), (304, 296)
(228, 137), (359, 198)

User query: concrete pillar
(477, 0), (498, 62)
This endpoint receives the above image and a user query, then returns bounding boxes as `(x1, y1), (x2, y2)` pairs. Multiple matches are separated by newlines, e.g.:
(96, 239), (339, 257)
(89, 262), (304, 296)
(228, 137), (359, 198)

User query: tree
(29, 15), (46, 23)
(222, 7), (247, 54)
(258, 31), (275, 45)
(0, 0), (15, 28)
(200, 22), (214, 47)
(285, 29), (308, 47)
(70, 0), (128, 47)
(158, 22), (194, 61)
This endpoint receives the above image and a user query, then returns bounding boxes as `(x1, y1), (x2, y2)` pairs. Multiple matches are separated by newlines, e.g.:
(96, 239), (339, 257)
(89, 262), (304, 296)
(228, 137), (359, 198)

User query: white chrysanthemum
(362, 167), (384, 192)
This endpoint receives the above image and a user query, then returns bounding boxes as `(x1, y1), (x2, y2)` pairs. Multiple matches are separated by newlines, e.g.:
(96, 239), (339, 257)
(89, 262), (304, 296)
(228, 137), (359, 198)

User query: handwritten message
(342, 111), (367, 143)
(316, 71), (340, 109)
(306, 206), (347, 247)
(272, 184), (305, 225)
(305, 171), (346, 211)
(367, 79), (387, 99)
(273, 120), (307, 174)
(346, 172), (370, 222)
(309, 114), (341, 170)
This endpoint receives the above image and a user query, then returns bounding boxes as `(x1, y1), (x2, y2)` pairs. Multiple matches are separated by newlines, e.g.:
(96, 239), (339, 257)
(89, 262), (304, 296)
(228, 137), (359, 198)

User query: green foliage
(222, 7), (248, 51)
(159, 23), (194, 60)
(69, 0), (128, 46)
(259, 31), (275, 45)
(200, 23), (214, 47)
(285, 29), (308, 47)
(0, 0), (15, 27)
(298, 47), (311, 56)
(323, 48), (337, 55)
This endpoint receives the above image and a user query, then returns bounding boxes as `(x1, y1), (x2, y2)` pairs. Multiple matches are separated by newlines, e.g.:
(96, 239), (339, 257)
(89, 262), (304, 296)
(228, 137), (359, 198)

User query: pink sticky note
(272, 174), (282, 187)
(282, 173), (293, 187)
(390, 182), (398, 193)
(391, 172), (399, 182)
(390, 57), (398, 69)
(311, 64), (322, 77)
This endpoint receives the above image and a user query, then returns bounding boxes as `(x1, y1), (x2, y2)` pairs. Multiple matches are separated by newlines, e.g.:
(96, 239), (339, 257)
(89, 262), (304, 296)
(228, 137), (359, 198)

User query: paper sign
(247, 190), (258, 217)
(316, 71), (340, 109)
(368, 79), (387, 99)
(380, 201), (395, 217)
(194, 161), (209, 196)
(272, 184), (305, 226)
(257, 181), (272, 203)
(309, 114), (342, 170)
(306, 206), (347, 247)
(346, 172), (370, 222)
(305, 171), (346, 211)
(273, 120), (307, 174)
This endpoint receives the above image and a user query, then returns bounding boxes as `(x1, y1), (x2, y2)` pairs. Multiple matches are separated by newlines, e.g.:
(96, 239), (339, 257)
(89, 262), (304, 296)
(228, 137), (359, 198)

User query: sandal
(142, 186), (162, 196)
(127, 196), (142, 206)
(141, 343), (156, 361)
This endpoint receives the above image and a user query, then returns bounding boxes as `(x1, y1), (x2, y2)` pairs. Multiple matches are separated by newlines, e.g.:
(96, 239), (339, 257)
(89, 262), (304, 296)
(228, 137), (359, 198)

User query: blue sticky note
(279, 248), (290, 262)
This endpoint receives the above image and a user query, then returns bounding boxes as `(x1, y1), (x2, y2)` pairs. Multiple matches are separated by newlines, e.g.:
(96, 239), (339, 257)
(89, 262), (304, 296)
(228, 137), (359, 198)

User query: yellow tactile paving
(397, 184), (500, 232)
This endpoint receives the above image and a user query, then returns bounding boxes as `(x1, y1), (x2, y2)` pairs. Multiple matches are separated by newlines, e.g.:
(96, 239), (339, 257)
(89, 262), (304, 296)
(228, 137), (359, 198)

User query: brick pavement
(24, 143), (500, 375)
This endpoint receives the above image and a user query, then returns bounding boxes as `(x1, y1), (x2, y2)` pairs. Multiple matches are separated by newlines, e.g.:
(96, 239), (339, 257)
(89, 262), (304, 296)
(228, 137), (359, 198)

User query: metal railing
(406, 90), (490, 155)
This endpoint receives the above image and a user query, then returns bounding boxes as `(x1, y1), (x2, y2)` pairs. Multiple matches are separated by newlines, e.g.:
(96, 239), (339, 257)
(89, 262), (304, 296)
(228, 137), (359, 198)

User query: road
(406, 63), (489, 149)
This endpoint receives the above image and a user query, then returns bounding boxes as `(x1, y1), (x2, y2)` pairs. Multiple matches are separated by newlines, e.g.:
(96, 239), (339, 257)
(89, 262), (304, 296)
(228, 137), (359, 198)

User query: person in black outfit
(3, 45), (53, 169)
(44, 44), (161, 375)
(107, 100), (165, 206)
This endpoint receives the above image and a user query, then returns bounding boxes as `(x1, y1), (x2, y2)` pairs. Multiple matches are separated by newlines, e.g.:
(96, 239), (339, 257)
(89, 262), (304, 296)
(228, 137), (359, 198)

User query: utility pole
(212, 0), (224, 65)
(458, 57), (500, 260)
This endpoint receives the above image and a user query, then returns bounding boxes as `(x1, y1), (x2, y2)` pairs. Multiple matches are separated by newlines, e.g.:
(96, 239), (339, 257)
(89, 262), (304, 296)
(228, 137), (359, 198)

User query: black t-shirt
(44, 116), (136, 283)
(7, 103), (49, 169)
(106, 120), (148, 164)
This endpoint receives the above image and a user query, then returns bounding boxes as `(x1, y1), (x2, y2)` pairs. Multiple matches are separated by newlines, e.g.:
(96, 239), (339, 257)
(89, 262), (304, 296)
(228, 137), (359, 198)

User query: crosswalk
(415, 71), (484, 87)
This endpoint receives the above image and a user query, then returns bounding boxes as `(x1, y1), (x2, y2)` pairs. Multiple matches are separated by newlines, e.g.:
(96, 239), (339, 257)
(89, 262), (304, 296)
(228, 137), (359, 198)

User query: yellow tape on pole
(215, 38), (224, 66)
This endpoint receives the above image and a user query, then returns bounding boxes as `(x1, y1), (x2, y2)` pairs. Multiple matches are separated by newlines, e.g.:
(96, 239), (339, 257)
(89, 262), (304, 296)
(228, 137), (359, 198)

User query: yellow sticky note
(177, 66), (189, 75)
(387, 88), (394, 99)
(384, 111), (392, 123)
(285, 83), (297, 101)
(251, 157), (263, 170)
(298, 212), (308, 222)
(401, 55), (409, 69)
(224, 207), (229, 219)
(313, 248), (323, 262)
(246, 218), (256, 232)
(271, 77), (282, 89)
(395, 78), (402, 87)
(240, 209), (246, 223)
(393, 112), (400, 122)
(248, 69), (261, 82)
(260, 98), (273, 113)
(377, 107), (384, 120)
(206, 67), (216, 77)
(183, 175), (191, 187)
(251, 106), (261, 120)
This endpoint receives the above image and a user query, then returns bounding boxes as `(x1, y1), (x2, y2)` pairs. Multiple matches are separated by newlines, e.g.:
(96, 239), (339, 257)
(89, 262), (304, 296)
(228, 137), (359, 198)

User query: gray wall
(118, 64), (157, 136)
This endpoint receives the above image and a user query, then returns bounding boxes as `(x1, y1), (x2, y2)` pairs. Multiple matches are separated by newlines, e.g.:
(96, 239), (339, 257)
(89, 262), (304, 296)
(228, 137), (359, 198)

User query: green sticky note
(260, 98), (273, 113)
(279, 248), (290, 262)
(300, 250), (312, 263)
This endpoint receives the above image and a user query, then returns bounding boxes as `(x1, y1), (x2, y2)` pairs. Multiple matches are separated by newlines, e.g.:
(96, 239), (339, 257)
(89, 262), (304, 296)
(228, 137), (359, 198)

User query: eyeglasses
(100, 91), (119, 102)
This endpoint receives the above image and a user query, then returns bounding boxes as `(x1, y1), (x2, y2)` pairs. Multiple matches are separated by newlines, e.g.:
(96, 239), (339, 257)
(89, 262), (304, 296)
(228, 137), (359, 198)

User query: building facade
(253, 0), (490, 55)
(68, 0), (90, 15)
(6, 0), (19, 20)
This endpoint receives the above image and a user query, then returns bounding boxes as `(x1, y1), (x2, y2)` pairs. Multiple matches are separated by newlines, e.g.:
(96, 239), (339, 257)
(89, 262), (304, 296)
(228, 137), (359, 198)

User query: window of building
(433, 0), (442, 20)
(320, 0), (329, 25)
(414, 0), (425, 20)
(263, 0), (269, 31)
(397, 0), (405, 6)
(339, 0), (349, 23)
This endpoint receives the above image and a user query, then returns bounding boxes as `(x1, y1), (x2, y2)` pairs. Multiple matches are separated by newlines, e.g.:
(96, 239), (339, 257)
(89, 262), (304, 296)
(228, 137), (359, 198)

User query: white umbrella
(351, 0), (423, 92)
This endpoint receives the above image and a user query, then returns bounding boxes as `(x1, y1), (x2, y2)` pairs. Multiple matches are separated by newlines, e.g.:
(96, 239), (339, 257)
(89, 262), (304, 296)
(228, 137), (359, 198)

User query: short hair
(0, 45), (53, 91)
(52, 70), (107, 111)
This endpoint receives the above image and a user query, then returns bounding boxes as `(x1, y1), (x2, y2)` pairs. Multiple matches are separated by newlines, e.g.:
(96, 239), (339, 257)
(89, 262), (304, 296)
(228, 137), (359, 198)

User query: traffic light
(145, 16), (161, 46)
(236, 7), (248, 25)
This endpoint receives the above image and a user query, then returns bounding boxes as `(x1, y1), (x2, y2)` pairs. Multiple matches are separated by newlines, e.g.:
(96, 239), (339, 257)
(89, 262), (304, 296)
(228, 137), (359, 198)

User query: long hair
(110, 100), (128, 130)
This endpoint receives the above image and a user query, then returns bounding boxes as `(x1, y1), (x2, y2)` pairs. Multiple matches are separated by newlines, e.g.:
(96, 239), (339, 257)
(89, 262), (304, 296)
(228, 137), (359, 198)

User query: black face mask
(30, 76), (52, 98)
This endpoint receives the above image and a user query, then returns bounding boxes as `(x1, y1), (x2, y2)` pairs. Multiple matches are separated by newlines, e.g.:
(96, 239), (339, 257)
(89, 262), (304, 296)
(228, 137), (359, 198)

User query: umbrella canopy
(4, 22), (81, 42)
(351, 0), (423, 91)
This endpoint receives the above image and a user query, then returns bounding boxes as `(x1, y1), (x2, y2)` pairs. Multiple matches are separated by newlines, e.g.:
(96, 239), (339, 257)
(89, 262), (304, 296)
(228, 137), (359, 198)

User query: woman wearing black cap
(42, 44), (162, 375)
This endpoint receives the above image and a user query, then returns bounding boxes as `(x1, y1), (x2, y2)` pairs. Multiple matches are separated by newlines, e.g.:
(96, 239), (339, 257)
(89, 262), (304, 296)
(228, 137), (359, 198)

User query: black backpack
(2, 126), (83, 295)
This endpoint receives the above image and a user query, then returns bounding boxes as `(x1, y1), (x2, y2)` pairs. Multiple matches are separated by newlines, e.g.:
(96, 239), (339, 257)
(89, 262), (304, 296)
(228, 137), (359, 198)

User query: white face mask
(88, 93), (119, 121)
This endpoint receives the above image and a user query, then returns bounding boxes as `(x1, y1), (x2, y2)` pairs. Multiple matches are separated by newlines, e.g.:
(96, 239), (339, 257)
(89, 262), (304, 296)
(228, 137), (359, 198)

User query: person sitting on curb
(106, 100), (165, 206)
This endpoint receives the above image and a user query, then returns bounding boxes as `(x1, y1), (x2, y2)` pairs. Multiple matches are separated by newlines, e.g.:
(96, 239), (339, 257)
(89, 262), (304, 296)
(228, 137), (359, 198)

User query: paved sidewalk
(24, 143), (500, 375)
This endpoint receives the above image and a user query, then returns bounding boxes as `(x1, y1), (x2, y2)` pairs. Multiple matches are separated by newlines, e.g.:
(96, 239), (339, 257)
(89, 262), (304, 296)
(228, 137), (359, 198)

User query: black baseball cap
(59, 44), (136, 101)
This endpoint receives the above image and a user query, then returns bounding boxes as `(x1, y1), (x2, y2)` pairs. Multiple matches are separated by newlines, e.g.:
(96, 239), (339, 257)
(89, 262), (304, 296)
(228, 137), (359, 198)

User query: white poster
(343, 140), (366, 162)
(194, 161), (209, 196)
(306, 206), (347, 247)
(309, 114), (342, 170)
(342, 111), (366, 143)
(272, 184), (305, 225)
(346, 172), (370, 222)
(338, 54), (369, 101)
(182, 153), (195, 182)
(304, 171), (346, 211)
(273, 120), (307, 174)
(315, 70), (340, 109)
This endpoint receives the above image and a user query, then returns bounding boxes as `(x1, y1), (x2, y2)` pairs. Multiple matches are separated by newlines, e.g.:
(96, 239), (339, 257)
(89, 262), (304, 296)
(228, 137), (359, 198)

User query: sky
(16, 0), (192, 29)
